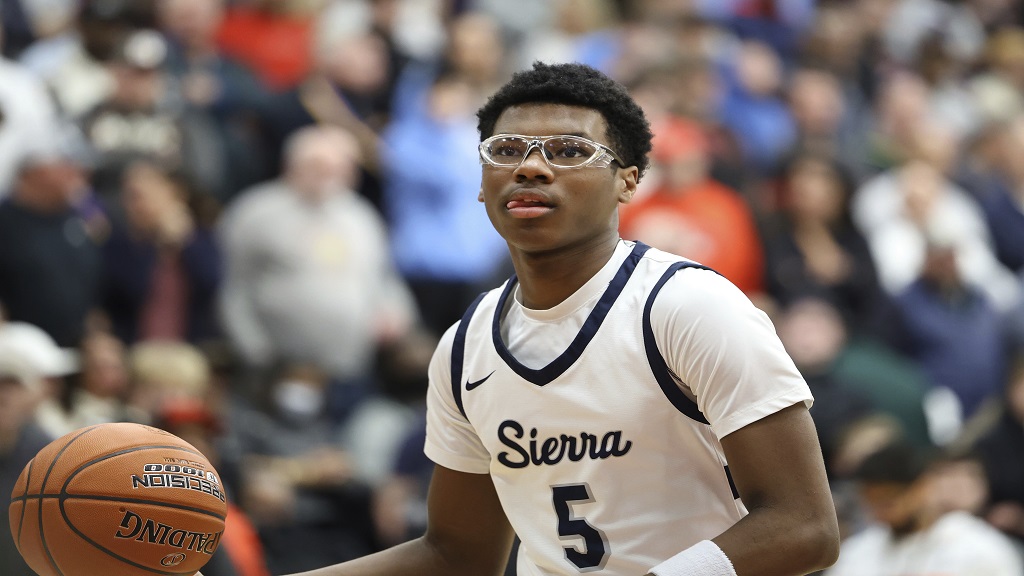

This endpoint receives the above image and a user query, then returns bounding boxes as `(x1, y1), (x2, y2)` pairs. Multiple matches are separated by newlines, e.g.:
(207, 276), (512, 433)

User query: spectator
(218, 125), (417, 406)
(259, 2), (392, 208)
(127, 339), (215, 423)
(227, 360), (378, 573)
(971, 349), (1024, 545)
(156, 0), (275, 199)
(34, 329), (130, 435)
(762, 152), (886, 336)
(774, 297), (876, 479)
(0, 21), (62, 194)
(825, 440), (1022, 576)
(514, 0), (621, 74)
(854, 143), (1020, 313)
(969, 27), (1024, 124)
(100, 160), (222, 345)
(619, 116), (765, 295)
(957, 116), (1024, 274)
(0, 344), (51, 576)
(0, 129), (102, 347)
(15, 0), (115, 119)
(215, 0), (318, 92)
(381, 71), (509, 337)
(79, 28), (229, 208)
(889, 231), (1008, 425)
(785, 66), (869, 180)
(716, 39), (796, 174)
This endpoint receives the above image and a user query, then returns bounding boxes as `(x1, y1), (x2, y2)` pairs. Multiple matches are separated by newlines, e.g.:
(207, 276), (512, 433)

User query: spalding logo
(160, 553), (187, 567)
(114, 510), (222, 555)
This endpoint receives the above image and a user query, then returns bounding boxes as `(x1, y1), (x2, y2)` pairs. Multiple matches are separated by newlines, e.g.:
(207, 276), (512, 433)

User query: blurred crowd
(1, 0), (1024, 574)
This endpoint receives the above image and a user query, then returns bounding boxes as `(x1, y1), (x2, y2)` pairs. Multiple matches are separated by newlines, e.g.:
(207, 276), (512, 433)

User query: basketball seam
(15, 456), (34, 550)
(13, 494), (227, 520)
(37, 424), (103, 576)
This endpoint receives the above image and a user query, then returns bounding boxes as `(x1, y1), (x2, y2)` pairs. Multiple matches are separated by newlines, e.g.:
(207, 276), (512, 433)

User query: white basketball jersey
(425, 241), (812, 576)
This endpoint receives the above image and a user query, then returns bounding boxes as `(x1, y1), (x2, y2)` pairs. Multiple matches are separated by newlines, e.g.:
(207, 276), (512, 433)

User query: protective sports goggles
(479, 134), (625, 169)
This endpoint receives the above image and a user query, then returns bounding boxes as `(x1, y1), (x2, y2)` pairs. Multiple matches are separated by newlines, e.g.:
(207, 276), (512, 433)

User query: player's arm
(651, 269), (839, 575)
(712, 403), (839, 575)
(278, 464), (515, 576)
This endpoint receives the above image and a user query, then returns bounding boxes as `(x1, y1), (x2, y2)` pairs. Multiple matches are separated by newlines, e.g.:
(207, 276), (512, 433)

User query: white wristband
(649, 540), (737, 576)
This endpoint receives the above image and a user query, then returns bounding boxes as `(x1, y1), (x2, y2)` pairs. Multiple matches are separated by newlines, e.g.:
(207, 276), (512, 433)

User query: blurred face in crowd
(284, 127), (360, 204)
(787, 157), (845, 224)
(878, 73), (929, 141)
(448, 13), (504, 84)
(859, 478), (930, 538)
(910, 122), (960, 175)
(121, 162), (186, 235)
(789, 69), (845, 136)
(809, 3), (866, 70)
(776, 298), (847, 375)
(659, 151), (707, 191)
(0, 375), (38, 441)
(111, 63), (165, 111)
(735, 41), (783, 97)
(15, 158), (89, 213)
(157, 0), (225, 50)
(80, 332), (129, 399)
(272, 364), (328, 422)
(321, 24), (389, 95)
(927, 459), (988, 516)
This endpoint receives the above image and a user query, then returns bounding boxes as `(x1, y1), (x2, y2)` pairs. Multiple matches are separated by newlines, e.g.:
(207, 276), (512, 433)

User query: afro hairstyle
(476, 61), (653, 181)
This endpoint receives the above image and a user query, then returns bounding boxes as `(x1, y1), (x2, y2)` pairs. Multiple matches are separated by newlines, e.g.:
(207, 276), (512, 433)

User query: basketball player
(216, 62), (840, 576)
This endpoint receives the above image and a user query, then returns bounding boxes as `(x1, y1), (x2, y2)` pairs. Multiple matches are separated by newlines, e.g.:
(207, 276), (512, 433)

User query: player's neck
(510, 235), (621, 310)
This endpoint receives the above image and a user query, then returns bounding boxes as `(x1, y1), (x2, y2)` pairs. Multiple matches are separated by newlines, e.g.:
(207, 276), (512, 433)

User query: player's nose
(513, 148), (554, 182)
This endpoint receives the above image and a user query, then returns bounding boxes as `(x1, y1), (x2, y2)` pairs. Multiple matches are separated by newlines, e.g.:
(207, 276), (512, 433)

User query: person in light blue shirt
(381, 71), (509, 337)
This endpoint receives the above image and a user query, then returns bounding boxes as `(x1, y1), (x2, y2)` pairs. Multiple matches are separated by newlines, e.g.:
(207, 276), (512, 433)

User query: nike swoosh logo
(465, 371), (495, 391)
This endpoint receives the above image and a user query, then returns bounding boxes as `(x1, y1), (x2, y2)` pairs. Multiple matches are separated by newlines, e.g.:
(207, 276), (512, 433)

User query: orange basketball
(8, 422), (228, 576)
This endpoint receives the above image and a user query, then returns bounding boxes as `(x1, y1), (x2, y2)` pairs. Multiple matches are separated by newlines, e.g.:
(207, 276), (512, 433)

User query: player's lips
(504, 189), (555, 218)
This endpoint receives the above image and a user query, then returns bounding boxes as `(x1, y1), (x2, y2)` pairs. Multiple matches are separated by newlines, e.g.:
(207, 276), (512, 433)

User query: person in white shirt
(826, 441), (1024, 576)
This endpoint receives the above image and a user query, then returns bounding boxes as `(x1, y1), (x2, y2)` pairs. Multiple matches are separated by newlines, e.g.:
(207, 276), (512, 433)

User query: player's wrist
(648, 540), (737, 576)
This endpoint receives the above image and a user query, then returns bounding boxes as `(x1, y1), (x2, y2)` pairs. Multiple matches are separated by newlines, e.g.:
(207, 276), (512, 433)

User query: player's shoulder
(636, 244), (739, 294)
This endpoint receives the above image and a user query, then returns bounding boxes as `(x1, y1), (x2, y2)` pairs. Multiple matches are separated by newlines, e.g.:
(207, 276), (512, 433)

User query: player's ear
(617, 166), (638, 204)
(478, 188), (485, 202)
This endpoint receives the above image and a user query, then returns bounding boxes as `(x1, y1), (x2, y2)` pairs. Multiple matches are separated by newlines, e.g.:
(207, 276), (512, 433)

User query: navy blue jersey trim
(642, 261), (714, 424)
(724, 465), (740, 499)
(452, 292), (488, 418)
(492, 242), (651, 386)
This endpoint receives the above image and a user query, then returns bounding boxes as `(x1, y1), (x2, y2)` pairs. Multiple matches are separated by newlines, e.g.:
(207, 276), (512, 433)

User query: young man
(229, 62), (839, 576)
(825, 441), (1023, 575)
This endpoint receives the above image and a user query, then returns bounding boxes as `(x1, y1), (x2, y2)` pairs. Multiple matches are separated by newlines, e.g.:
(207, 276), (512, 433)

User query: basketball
(8, 422), (228, 576)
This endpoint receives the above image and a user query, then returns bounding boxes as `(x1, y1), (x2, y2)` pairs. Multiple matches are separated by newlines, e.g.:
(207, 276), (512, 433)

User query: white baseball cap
(0, 344), (43, 392)
(0, 322), (79, 377)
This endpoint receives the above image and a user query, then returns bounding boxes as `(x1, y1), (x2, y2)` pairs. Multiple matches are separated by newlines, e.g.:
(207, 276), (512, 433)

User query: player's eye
(491, 139), (527, 158)
(547, 138), (598, 162)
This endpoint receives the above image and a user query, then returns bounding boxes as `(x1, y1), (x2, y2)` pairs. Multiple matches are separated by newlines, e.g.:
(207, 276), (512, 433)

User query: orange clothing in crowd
(619, 180), (766, 295)
(223, 502), (272, 576)
(217, 6), (313, 90)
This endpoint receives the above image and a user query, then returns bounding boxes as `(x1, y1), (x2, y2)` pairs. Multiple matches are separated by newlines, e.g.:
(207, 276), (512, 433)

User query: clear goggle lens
(479, 135), (622, 168)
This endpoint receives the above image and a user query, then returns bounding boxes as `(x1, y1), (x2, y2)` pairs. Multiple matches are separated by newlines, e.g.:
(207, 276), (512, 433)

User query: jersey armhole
(641, 262), (715, 425)
(451, 292), (488, 419)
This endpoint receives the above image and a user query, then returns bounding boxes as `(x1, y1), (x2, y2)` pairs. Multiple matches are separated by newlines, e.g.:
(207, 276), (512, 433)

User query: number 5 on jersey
(552, 484), (609, 571)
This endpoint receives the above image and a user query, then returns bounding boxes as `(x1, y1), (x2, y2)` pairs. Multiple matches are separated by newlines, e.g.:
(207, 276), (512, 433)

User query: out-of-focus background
(0, 1), (1023, 575)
